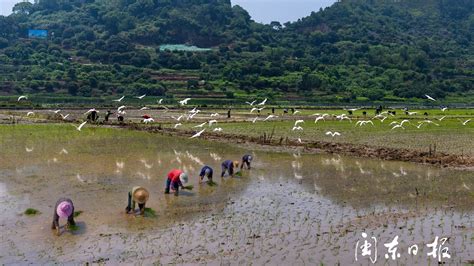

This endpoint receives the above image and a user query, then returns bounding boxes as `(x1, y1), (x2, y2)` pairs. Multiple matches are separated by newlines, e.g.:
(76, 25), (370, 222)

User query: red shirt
(167, 169), (183, 183)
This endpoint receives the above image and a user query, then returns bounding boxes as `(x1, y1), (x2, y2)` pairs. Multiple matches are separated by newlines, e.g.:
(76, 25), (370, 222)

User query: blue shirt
(222, 160), (233, 169)
(200, 166), (213, 177)
(242, 154), (253, 163)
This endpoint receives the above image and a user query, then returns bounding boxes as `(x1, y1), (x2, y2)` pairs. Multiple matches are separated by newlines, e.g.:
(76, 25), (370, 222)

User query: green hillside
(0, 0), (472, 105)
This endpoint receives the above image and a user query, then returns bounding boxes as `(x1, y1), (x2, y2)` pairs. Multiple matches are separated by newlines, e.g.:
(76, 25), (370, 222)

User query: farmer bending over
(125, 186), (149, 216)
(199, 166), (213, 183)
(165, 169), (189, 195)
(241, 154), (253, 170)
(52, 198), (76, 236)
(221, 160), (239, 177)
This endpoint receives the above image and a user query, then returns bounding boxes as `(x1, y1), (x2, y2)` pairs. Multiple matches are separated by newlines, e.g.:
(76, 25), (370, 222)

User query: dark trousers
(164, 179), (179, 194)
(241, 160), (251, 169)
(52, 198), (75, 229)
(126, 192), (145, 212)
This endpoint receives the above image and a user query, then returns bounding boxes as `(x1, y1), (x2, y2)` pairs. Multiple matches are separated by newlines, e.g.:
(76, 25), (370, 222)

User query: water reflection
(0, 125), (472, 264)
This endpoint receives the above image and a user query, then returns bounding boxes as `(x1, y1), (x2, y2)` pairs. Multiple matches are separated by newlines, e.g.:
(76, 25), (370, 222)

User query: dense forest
(0, 0), (472, 105)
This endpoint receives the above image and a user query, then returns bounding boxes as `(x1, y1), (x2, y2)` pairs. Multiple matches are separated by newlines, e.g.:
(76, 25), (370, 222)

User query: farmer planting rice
(52, 198), (76, 236)
(241, 154), (253, 170)
(221, 160), (239, 177)
(199, 165), (214, 183)
(165, 169), (189, 195)
(125, 186), (149, 216)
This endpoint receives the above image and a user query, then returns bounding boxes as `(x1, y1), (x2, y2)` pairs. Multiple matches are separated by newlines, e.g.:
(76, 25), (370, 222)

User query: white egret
(400, 119), (410, 126)
(194, 122), (207, 128)
(18, 95), (28, 101)
(425, 94), (436, 101)
(294, 120), (304, 126)
(190, 129), (205, 139)
(264, 115), (276, 121)
(136, 94), (146, 99)
(419, 120), (439, 126)
(179, 98), (191, 105)
(74, 121), (87, 131)
(325, 131), (341, 137)
(314, 116), (325, 123)
(257, 98), (267, 106)
(391, 124), (405, 130)
(172, 115), (184, 121)
(143, 118), (154, 124)
(113, 96), (125, 102)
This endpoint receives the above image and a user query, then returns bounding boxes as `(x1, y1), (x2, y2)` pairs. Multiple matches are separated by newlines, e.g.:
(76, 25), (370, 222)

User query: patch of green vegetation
(68, 224), (79, 231)
(207, 180), (218, 187)
(144, 208), (157, 218)
(0, 0), (472, 105)
(24, 208), (40, 216)
(73, 211), (82, 218)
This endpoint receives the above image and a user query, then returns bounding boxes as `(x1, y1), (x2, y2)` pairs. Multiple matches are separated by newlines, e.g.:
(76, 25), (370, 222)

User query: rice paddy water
(0, 125), (472, 264)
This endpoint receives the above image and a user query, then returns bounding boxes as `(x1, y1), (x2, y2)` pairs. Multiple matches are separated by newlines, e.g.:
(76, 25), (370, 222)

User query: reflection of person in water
(199, 166), (213, 183)
(125, 186), (149, 216)
(164, 169), (188, 195)
(241, 154), (253, 170)
(52, 198), (76, 236)
(221, 160), (239, 177)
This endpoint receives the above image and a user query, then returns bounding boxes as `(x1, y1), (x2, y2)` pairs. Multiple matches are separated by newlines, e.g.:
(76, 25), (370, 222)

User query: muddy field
(0, 124), (472, 264)
(1, 107), (473, 168)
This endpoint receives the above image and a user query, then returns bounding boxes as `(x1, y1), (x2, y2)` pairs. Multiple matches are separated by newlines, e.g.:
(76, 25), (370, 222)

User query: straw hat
(133, 187), (149, 204)
(179, 172), (189, 184)
(56, 201), (73, 218)
(233, 161), (240, 168)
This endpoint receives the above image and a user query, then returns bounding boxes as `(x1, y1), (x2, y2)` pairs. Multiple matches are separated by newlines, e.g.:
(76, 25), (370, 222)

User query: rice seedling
(207, 180), (218, 186)
(68, 224), (80, 231)
(74, 211), (83, 217)
(24, 208), (40, 216)
(183, 185), (194, 190)
(144, 208), (157, 218)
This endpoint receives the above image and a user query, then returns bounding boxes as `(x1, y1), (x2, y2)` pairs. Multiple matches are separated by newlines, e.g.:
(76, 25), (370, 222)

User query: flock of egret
(16, 93), (472, 140)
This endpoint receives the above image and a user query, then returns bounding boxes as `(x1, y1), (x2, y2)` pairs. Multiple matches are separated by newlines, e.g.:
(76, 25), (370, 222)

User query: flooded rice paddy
(0, 124), (472, 264)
